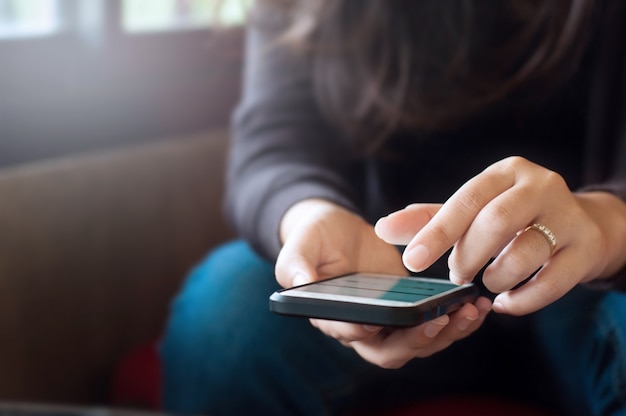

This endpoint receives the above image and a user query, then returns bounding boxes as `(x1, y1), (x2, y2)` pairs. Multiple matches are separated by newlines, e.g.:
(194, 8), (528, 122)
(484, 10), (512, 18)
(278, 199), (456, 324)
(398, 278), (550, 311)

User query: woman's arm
(225, 4), (360, 260)
(576, 181), (626, 291)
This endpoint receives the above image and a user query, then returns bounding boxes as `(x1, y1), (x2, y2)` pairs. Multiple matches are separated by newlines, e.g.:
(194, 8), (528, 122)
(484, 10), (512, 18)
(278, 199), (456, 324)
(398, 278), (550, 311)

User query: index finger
(403, 164), (515, 272)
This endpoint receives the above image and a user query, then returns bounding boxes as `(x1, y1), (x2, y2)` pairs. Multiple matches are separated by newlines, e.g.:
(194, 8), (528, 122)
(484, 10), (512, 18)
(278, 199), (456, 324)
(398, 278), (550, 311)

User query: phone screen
(282, 274), (464, 306)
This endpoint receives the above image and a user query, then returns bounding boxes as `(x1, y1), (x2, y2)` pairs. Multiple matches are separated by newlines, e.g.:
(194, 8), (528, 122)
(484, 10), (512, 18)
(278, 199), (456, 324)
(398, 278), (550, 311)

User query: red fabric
(111, 342), (161, 411)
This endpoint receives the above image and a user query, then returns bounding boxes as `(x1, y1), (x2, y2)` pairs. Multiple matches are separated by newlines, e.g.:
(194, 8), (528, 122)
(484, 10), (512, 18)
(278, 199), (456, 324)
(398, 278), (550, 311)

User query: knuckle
(543, 170), (566, 189)
(477, 203), (513, 235)
(534, 170), (569, 197)
(500, 250), (531, 275)
(497, 155), (529, 171)
(426, 223), (456, 248)
(482, 255), (528, 293)
(455, 188), (485, 216)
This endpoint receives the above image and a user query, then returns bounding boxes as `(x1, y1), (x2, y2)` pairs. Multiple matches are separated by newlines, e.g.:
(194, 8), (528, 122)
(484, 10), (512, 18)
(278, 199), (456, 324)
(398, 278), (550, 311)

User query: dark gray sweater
(226, 1), (626, 288)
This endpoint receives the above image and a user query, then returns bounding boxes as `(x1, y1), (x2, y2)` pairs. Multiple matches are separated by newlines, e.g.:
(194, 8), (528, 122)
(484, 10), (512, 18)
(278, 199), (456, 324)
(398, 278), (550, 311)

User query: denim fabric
(534, 287), (626, 416)
(160, 240), (625, 415)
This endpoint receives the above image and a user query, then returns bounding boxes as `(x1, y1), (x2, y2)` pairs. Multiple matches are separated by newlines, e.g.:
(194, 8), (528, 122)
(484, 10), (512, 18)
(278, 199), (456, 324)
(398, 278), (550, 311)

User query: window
(0, 0), (249, 39)
(0, 0), (60, 39)
(0, 0), (246, 167)
(122, 0), (248, 32)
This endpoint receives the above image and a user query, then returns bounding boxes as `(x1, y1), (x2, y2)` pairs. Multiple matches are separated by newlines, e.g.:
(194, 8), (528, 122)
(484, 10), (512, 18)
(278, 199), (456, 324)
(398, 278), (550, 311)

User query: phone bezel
(269, 273), (479, 327)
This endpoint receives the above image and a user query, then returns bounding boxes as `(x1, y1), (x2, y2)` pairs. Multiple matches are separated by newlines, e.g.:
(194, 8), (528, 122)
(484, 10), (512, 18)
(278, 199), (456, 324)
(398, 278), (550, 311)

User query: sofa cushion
(0, 129), (234, 403)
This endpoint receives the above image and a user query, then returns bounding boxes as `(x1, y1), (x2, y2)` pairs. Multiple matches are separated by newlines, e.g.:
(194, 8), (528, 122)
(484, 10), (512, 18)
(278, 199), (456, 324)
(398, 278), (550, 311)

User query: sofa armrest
(0, 129), (234, 404)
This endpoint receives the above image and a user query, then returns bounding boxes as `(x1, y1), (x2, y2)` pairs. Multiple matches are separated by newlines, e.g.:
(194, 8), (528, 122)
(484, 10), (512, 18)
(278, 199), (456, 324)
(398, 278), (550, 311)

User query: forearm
(225, 10), (359, 260)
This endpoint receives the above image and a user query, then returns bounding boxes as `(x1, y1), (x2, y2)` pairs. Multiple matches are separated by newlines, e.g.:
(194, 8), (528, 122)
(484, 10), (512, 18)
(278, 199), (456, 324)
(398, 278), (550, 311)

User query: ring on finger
(523, 223), (557, 255)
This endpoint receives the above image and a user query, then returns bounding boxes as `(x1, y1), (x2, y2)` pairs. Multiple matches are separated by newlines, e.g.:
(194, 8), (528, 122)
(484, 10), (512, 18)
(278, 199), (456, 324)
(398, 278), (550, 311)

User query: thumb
(275, 238), (319, 288)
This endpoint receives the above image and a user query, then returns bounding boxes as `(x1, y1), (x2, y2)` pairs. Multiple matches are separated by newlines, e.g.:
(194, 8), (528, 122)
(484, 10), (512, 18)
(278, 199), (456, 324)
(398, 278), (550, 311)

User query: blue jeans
(160, 240), (626, 415)
(534, 284), (626, 415)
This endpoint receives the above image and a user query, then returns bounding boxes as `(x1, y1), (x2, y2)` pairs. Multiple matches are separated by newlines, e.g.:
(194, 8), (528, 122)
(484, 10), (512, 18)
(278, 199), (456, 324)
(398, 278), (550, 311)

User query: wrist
(577, 191), (626, 280)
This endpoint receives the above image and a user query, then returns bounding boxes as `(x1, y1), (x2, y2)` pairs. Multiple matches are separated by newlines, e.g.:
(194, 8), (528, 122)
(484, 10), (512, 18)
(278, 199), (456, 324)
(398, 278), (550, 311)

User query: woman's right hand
(275, 199), (491, 368)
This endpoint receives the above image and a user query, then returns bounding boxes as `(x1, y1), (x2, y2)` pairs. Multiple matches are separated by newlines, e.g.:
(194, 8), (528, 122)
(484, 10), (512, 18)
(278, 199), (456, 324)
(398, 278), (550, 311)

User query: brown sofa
(0, 129), (235, 406)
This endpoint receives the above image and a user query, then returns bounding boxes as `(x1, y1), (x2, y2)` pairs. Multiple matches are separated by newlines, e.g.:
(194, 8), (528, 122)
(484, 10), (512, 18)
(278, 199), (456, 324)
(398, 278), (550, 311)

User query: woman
(161, 1), (626, 415)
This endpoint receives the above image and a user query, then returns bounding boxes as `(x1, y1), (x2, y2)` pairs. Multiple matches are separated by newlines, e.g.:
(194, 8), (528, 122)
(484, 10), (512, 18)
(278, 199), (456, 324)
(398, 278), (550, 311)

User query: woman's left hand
(375, 156), (626, 315)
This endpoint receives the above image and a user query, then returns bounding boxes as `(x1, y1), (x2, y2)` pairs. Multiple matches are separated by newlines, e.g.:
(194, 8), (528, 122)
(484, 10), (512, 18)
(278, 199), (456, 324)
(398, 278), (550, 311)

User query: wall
(0, 26), (243, 167)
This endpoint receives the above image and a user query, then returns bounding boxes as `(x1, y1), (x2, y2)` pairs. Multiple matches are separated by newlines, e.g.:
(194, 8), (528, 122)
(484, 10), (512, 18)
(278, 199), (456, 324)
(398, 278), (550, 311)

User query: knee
(159, 240), (282, 411)
(162, 240), (278, 343)
(195, 239), (274, 284)
(174, 240), (275, 301)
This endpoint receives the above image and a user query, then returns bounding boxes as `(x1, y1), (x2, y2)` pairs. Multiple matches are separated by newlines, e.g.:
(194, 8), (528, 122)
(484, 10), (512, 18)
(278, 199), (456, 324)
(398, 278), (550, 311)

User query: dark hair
(272, 0), (594, 150)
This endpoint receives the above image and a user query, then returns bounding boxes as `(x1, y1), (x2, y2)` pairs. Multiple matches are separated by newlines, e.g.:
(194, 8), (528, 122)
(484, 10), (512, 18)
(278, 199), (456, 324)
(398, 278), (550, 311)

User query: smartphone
(269, 272), (479, 327)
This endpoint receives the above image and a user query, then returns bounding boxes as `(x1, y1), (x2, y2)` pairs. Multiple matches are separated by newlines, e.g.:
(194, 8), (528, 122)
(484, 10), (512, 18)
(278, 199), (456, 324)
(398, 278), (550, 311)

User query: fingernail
(424, 316), (448, 337)
(492, 301), (505, 314)
(456, 315), (477, 331)
(363, 325), (382, 333)
(373, 217), (387, 234)
(403, 244), (430, 272)
(292, 272), (308, 287)
(449, 271), (468, 285)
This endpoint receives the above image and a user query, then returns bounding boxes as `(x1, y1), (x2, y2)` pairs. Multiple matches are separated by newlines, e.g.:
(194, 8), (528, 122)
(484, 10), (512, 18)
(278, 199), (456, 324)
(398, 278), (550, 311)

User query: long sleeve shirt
(225, 1), (626, 288)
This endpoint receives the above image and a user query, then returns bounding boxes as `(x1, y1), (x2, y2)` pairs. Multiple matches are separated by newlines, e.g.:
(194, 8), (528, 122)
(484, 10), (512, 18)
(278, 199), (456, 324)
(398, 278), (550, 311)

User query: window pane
(0, 0), (60, 39)
(122, 0), (248, 33)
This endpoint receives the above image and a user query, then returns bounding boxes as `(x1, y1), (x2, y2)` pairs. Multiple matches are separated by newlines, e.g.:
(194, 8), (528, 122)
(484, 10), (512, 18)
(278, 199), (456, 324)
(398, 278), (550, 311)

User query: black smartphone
(269, 272), (479, 327)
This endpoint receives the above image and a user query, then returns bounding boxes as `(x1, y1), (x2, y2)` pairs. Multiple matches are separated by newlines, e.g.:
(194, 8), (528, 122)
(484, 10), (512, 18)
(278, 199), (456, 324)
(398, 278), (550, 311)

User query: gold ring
(524, 223), (557, 255)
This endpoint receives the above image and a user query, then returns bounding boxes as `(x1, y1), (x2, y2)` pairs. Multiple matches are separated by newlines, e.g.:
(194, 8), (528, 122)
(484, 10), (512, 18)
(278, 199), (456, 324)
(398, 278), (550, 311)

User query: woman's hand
(275, 198), (492, 368)
(276, 198), (406, 286)
(375, 156), (626, 316)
